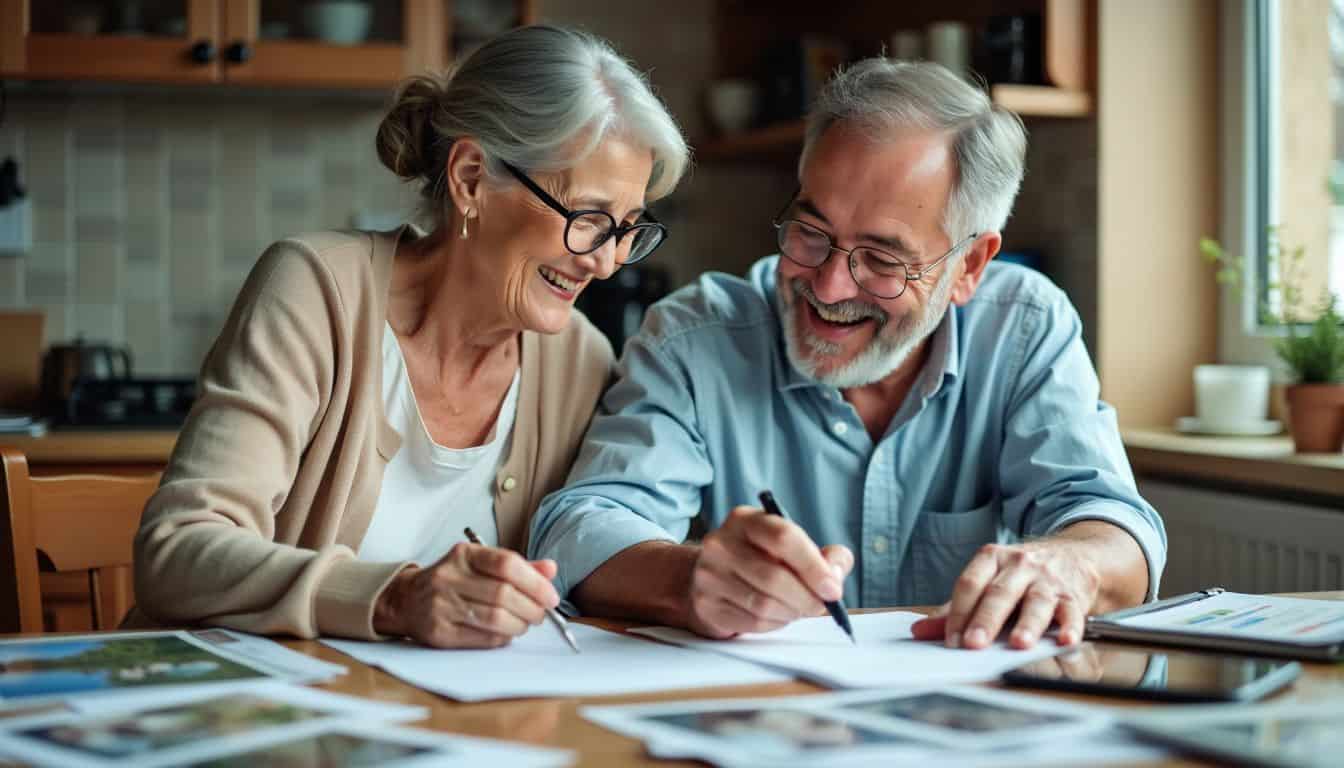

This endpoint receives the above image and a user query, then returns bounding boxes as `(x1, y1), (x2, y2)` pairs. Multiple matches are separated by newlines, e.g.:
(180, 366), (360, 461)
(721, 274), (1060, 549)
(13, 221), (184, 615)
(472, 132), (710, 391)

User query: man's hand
(910, 538), (1100, 650)
(373, 543), (561, 648)
(911, 520), (1148, 650)
(687, 505), (854, 638)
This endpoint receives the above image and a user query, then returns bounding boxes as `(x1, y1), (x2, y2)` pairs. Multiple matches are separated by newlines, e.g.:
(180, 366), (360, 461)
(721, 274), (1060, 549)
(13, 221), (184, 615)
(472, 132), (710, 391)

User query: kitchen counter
(1123, 427), (1344, 503)
(0, 429), (177, 469)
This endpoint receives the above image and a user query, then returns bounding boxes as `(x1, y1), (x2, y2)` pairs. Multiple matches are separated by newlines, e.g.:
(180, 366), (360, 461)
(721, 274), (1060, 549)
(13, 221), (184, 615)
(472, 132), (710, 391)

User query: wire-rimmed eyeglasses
(503, 162), (667, 265)
(773, 214), (978, 300)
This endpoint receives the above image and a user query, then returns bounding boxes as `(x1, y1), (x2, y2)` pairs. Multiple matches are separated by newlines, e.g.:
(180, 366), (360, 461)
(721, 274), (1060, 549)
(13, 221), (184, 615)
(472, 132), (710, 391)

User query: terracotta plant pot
(1284, 383), (1344, 452)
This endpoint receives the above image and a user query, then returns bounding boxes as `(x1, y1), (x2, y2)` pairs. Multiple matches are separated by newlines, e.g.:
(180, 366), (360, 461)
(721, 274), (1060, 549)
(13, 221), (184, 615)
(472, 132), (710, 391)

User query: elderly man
(529, 58), (1165, 651)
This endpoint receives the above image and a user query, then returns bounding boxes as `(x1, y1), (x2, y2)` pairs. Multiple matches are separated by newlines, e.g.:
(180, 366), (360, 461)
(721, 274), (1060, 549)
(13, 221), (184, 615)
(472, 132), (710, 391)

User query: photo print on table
(183, 731), (437, 768)
(641, 706), (919, 754)
(840, 691), (1071, 734)
(0, 634), (268, 703)
(15, 694), (330, 761)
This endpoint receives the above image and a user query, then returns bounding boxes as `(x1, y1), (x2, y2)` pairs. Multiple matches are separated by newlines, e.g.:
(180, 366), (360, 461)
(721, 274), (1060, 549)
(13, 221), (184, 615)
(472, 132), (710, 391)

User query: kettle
(40, 337), (133, 416)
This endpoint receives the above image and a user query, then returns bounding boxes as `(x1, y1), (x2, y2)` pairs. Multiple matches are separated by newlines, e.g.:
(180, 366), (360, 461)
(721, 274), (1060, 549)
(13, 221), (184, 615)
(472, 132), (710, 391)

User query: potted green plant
(1276, 296), (1344, 451)
(1200, 231), (1344, 452)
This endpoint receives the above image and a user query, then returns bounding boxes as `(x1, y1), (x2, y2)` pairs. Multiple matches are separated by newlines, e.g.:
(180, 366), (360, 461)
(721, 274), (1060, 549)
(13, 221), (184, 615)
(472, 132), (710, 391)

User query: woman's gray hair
(377, 25), (689, 223)
(800, 58), (1027, 242)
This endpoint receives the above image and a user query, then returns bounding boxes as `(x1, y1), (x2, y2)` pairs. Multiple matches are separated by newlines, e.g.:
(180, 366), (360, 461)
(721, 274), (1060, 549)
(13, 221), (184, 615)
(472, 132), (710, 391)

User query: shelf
(699, 85), (1092, 162)
(698, 120), (807, 161)
(990, 84), (1093, 117)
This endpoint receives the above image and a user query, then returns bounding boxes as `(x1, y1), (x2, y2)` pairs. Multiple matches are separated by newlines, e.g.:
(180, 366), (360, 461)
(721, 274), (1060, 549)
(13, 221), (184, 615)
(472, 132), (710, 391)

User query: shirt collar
(763, 256), (962, 397)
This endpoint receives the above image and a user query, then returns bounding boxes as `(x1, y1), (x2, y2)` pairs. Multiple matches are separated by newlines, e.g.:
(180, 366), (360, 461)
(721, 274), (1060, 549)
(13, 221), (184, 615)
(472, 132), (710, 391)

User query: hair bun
(376, 74), (448, 180)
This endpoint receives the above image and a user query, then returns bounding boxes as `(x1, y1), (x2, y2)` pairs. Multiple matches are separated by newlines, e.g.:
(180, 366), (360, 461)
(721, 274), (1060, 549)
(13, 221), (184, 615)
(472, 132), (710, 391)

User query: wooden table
(281, 595), (1344, 768)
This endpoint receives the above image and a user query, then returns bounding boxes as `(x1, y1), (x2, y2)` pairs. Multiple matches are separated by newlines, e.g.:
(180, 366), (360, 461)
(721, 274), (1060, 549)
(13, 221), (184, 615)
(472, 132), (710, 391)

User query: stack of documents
(631, 611), (1068, 688)
(323, 623), (790, 701)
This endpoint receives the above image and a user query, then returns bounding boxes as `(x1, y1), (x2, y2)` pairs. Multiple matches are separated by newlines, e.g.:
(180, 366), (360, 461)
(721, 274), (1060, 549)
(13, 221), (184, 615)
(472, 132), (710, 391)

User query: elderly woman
(129, 25), (688, 648)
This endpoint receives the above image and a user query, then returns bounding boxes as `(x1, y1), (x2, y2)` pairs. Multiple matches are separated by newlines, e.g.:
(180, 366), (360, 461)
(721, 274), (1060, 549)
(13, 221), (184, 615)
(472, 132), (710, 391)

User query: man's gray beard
(777, 268), (955, 389)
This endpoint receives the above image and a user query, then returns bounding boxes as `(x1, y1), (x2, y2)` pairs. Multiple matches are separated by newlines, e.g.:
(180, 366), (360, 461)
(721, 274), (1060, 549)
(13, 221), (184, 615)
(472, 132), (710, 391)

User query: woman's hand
(373, 542), (561, 648)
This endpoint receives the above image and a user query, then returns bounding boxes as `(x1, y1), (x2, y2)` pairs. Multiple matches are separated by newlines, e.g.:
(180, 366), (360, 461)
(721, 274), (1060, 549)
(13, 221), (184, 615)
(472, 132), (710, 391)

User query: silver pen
(463, 527), (580, 653)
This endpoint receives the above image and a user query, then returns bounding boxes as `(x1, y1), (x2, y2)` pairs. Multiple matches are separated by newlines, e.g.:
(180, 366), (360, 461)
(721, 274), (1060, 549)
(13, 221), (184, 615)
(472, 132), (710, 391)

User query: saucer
(1175, 416), (1282, 436)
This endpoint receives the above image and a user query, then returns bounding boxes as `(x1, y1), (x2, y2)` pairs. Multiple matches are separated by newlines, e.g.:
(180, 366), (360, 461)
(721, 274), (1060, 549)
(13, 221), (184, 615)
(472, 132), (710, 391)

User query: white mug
(706, 79), (759, 135)
(926, 21), (970, 77)
(890, 30), (922, 60)
(1194, 364), (1270, 429)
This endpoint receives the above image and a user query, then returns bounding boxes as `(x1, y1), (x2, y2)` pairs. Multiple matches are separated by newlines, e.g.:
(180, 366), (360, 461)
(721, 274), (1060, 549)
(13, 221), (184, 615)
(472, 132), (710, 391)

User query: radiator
(1140, 479), (1344, 597)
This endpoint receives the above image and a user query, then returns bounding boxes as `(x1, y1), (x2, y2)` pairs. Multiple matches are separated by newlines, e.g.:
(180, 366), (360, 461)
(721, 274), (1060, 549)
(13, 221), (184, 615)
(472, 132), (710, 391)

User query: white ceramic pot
(1193, 364), (1271, 430)
(302, 0), (372, 45)
(707, 79), (759, 135)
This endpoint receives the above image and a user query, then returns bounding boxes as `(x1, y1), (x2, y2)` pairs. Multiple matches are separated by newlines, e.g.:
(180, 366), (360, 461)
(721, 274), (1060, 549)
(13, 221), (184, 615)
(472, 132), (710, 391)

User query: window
(1221, 0), (1344, 363)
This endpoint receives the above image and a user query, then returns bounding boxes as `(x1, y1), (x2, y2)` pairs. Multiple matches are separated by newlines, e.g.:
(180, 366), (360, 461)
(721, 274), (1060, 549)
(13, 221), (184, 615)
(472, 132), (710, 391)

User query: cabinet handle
(225, 42), (253, 64)
(189, 40), (217, 64)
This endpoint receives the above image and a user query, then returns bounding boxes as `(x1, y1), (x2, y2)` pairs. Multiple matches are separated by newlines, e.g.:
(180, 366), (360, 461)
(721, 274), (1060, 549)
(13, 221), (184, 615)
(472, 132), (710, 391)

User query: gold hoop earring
(460, 210), (471, 240)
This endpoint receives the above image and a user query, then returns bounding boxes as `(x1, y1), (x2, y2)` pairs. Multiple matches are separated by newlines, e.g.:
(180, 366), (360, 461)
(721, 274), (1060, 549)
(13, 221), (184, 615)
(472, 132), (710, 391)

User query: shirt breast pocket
(910, 502), (1003, 605)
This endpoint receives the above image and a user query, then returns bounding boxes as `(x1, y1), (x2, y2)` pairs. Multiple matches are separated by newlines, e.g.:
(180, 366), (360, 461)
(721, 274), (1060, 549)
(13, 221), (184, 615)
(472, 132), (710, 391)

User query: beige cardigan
(130, 229), (613, 640)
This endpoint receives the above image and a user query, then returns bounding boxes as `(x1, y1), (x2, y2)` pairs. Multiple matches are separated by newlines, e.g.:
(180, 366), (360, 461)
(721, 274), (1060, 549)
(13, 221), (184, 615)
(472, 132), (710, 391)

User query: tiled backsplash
(0, 0), (1099, 377)
(0, 93), (417, 375)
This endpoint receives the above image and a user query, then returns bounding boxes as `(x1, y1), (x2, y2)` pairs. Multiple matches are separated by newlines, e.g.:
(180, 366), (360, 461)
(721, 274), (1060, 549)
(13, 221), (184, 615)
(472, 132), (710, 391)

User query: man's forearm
(1054, 519), (1149, 613)
(570, 541), (700, 626)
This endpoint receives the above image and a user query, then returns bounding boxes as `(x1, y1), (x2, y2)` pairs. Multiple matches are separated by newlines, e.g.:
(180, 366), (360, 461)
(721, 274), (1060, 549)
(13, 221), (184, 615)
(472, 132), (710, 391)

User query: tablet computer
(1001, 642), (1300, 703)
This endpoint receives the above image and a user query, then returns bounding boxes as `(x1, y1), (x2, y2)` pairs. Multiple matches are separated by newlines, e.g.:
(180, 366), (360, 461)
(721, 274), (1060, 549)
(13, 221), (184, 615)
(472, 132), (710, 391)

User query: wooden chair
(0, 447), (160, 634)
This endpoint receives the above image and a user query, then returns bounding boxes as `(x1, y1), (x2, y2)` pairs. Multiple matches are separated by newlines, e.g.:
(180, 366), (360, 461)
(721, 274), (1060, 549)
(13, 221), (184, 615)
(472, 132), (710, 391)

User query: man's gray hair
(800, 58), (1027, 241)
(377, 25), (689, 220)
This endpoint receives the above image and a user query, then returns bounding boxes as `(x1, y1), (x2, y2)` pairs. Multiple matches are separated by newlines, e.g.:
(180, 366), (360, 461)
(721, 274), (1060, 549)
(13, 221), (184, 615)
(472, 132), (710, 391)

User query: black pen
(757, 491), (856, 644)
(463, 527), (580, 654)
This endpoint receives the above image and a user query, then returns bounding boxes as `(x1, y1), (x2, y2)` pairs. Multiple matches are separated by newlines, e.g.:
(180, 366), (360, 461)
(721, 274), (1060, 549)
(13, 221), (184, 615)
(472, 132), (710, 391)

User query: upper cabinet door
(218, 0), (446, 88)
(0, 0), (223, 83)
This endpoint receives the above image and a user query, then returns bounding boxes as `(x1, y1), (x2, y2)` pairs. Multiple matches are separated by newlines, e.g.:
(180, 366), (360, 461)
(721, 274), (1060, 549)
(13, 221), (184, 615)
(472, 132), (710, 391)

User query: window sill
(1122, 427), (1344, 505)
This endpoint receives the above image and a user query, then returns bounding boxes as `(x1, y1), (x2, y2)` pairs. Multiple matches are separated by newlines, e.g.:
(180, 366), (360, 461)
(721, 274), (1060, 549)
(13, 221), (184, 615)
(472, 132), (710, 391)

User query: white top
(358, 323), (519, 565)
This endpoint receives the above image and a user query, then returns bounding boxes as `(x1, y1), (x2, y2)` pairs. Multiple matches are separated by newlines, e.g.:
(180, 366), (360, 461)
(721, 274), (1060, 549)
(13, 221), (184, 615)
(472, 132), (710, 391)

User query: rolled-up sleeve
(998, 294), (1168, 601)
(529, 328), (712, 601)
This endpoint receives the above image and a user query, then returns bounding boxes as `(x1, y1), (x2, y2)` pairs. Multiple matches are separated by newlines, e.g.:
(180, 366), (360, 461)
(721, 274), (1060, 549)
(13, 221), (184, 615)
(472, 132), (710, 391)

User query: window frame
(1219, 0), (1281, 365)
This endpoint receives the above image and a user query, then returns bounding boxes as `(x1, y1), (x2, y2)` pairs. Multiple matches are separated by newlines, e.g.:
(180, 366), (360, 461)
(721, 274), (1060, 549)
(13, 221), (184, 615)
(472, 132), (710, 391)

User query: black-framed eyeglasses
(502, 161), (667, 265)
(773, 199), (977, 300)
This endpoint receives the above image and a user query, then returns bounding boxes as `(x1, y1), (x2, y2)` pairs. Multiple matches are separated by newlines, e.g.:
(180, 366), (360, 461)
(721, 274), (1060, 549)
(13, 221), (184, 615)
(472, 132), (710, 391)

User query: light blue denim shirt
(530, 257), (1166, 608)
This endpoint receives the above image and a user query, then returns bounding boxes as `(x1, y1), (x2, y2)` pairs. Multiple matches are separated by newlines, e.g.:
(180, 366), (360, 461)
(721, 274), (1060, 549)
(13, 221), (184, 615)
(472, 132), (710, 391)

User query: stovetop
(54, 377), (196, 429)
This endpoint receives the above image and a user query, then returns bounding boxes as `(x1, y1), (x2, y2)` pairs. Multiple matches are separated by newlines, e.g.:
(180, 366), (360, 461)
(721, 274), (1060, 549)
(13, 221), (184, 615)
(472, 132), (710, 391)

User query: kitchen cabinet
(0, 0), (223, 83)
(700, 0), (1090, 160)
(0, 0), (538, 89)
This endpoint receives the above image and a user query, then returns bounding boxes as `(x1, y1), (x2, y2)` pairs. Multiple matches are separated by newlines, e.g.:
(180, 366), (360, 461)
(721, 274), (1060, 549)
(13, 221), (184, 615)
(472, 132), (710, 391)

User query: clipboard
(1085, 588), (1344, 662)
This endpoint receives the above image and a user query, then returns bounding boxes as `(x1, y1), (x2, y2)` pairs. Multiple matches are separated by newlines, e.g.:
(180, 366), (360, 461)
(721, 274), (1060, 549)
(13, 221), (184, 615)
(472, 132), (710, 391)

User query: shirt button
(501, 475), (517, 492)
(832, 421), (848, 436)
(871, 535), (889, 554)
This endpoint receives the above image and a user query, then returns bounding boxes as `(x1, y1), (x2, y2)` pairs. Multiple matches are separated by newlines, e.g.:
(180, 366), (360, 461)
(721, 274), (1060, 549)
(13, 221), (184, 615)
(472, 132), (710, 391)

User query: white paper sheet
(322, 623), (791, 701)
(0, 681), (427, 768)
(630, 612), (1068, 688)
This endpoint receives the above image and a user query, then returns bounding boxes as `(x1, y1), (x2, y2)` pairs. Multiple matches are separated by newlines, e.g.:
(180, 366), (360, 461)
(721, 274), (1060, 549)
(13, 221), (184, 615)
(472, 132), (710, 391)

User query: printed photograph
(17, 694), (330, 759)
(191, 630), (241, 645)
(641, 707), (917, 754)
(1206, 717), (1344, 760)
(185, 731), (439, 767)
(0, 635), (266, 701)
(842, 692), (1070, 733)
